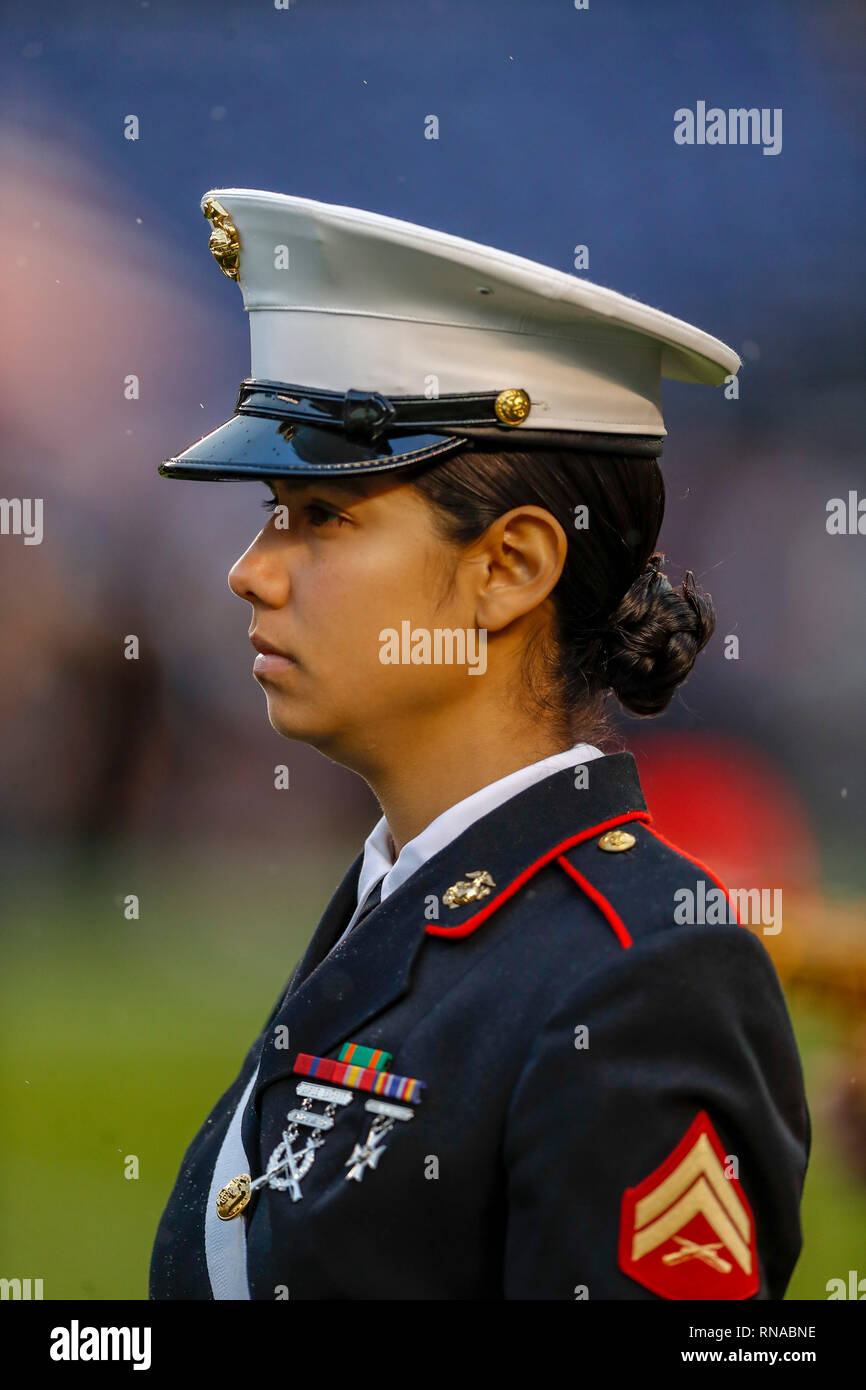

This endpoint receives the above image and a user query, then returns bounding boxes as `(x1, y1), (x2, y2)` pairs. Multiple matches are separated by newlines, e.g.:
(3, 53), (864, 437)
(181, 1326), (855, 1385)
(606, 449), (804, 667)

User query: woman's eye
(259, 497), (346, 527)
(305, 503), (346, 528)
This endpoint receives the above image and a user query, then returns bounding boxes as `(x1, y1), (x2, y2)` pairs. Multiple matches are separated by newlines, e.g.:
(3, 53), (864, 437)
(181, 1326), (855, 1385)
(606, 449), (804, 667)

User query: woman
(150, 189), (809, 1300)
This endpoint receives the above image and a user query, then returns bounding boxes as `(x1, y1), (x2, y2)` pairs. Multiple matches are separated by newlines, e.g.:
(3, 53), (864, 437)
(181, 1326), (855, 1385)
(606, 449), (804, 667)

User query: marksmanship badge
(215, 1051), (426, 1218)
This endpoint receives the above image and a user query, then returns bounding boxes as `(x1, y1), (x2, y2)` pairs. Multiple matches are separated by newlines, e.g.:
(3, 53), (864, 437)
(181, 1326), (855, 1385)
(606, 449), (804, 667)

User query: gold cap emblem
(598, 829), (636, 853)
(216, 1172), (251, 1220)
(443, 870), (496, 909)
(494, 388), (531, 426)
(203, 196), (241, 281)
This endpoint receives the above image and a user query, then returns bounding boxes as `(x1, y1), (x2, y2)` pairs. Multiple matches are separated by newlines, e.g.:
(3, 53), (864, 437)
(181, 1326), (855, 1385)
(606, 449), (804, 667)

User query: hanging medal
(216, 1046), (425, 1219)
(294, 1048), (424, 1185)
(344, 1098), (416, 1181)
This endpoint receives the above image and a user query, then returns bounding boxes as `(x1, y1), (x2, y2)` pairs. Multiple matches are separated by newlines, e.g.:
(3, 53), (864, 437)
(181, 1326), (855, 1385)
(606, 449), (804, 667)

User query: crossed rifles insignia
(216, 1044), (425, 1221)
(618, 1110), (759, 1299)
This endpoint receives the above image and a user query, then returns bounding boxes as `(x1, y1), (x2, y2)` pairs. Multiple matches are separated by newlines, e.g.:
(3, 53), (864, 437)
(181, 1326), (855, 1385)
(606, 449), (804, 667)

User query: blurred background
(1, 0), (864, 1299)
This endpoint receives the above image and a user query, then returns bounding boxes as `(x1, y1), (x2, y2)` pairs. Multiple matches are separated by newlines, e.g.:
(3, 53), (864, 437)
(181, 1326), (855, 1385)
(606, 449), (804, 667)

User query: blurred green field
(2, 850), (863, 1300)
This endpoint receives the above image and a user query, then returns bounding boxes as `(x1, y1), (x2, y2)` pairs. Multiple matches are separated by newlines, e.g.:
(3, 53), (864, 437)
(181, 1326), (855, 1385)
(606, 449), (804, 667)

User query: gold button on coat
(216, 1173), (252, 1220)
(597, 829), (636, 852)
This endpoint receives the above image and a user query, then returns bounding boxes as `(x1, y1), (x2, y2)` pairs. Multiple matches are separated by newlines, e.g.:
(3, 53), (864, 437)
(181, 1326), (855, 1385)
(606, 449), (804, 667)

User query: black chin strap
(233, 379), (664, 457)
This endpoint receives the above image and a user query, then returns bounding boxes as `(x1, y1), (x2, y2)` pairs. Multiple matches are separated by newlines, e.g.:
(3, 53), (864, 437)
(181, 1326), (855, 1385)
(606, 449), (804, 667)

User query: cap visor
(160, 413), (466, 480)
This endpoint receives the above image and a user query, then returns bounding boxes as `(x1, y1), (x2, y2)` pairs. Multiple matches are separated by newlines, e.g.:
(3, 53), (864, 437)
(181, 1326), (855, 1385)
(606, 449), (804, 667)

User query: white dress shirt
(330, 741), (605, 953)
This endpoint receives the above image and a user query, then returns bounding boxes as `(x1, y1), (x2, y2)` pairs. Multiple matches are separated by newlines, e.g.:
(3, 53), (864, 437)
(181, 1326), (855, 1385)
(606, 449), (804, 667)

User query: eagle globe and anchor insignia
(203, 196), (241, 281)
(443, 870), (496, 909)
(215, 1048), (425, 1219)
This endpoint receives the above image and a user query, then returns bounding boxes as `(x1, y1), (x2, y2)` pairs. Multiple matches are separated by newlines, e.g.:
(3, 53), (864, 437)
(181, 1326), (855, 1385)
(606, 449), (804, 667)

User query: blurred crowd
(1, 0), (863, 893)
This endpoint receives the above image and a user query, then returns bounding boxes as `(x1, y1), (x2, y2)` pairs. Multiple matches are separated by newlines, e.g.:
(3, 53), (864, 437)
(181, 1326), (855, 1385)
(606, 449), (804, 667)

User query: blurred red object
(629, 732), (820, 893)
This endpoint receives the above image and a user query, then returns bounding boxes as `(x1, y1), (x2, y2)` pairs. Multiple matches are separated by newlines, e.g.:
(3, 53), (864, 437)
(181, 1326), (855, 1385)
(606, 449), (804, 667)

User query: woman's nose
(228, 531), (289, 608)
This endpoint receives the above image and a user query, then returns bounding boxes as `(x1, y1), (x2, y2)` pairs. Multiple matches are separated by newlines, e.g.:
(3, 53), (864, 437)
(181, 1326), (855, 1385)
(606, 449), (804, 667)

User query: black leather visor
(159, 379), (664, 480)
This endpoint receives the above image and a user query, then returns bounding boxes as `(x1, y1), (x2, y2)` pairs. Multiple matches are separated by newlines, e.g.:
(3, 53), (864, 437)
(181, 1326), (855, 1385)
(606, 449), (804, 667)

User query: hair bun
(602, 553), (715, 716)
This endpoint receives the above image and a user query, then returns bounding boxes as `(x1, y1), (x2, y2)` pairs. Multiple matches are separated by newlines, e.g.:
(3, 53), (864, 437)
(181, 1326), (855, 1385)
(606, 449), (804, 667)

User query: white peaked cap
(161, 188), (741, 481)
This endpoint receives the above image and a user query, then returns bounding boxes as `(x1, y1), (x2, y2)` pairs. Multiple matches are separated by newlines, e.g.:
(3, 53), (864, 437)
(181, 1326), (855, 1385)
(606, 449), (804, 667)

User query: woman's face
(227, 473), (485, 767)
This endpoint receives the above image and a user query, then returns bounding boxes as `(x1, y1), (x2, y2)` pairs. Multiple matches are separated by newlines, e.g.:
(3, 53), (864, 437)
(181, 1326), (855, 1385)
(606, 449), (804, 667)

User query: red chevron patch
(618, 1111), (759, 1300)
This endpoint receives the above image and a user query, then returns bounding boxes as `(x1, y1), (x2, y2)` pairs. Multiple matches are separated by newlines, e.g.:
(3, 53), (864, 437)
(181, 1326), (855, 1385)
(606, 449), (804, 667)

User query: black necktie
(295, 875), (386, 991)
(350, 876), (384, 934)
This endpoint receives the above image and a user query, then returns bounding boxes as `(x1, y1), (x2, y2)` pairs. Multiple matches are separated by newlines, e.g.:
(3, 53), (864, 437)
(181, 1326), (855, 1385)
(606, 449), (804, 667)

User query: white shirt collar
(333, 743), (604, 948)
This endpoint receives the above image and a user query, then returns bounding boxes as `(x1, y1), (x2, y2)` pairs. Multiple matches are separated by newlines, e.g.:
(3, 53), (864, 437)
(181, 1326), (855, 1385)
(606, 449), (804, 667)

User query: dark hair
(408, 449), (715, 743)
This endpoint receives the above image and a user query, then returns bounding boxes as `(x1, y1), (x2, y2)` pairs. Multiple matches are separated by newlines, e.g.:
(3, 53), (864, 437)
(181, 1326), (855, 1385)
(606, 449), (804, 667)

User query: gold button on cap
(494, 388), (531, 425)
(598, 829), (636, 852)
(216, 1173), (252, 1220)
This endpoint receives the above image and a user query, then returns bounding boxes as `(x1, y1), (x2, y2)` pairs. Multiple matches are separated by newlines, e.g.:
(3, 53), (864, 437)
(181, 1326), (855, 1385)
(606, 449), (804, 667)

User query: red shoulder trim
(555, 855), (633, 948)
(640, 825), (742, 926)
(425, 811), (651, 939)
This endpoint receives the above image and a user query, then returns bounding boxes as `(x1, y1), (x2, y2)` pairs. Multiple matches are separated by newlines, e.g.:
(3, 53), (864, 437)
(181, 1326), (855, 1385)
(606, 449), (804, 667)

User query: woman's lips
(253, 651), (296, 677)
(250, 634), (297, 677)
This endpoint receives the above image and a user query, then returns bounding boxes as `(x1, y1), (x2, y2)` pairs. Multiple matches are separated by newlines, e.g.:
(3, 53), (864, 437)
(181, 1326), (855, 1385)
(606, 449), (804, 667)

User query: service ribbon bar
(337, 1042), (392, 1071)
(293, 1052), (424, 1104)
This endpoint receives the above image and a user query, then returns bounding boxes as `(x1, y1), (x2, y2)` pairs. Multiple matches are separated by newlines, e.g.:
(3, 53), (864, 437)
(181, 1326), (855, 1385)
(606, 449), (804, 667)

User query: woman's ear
(471, 506), (568, 633)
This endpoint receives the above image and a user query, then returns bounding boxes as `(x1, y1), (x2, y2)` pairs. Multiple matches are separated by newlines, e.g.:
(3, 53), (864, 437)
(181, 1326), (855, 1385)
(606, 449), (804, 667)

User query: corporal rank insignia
(618, 1111), (758, 1300)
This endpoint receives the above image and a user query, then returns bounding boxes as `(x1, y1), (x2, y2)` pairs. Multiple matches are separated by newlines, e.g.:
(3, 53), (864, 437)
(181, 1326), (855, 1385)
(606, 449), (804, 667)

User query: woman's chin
(266, 706), (311, 741)
(264, 695), (334, 748)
